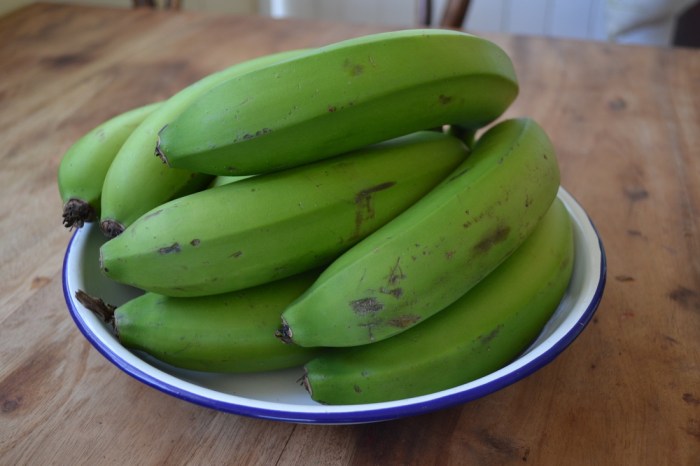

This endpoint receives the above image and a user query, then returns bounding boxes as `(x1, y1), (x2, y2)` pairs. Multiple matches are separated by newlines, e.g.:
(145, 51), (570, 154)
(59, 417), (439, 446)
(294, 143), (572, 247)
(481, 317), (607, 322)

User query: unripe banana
(208, 174), (253, 189)
(279, 118), (561, 347)
(99, 49), (308, 238)
(156, 29), (518, 176)
(75, 271), (321, 373)
(100, 131), (468, 297)
(58, 102), (161, 229)
(303, 196), (574, 404)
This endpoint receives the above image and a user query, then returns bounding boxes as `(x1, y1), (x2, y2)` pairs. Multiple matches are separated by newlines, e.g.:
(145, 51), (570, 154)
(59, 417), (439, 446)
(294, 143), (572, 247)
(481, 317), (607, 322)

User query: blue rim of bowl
(63, 191), (606, 424)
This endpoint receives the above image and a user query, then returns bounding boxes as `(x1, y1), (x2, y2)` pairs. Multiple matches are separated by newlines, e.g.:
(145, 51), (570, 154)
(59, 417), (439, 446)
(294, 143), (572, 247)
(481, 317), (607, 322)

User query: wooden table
(1, 3), (698, 464)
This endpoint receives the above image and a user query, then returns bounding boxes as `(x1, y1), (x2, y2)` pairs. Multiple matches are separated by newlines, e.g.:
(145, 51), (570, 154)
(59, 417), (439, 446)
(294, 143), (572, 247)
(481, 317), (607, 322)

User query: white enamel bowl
(63, 187), (606, 424)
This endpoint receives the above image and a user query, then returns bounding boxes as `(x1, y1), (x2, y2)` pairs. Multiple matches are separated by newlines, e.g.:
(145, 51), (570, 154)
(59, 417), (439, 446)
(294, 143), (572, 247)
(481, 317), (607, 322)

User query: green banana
(99, 49), (308, 238)
(208, 174), (253, 189)
(75, 271), (321, 373)
(302, 196), (574, 404)
(99, 131), (468, 297)
(58, 102), (161, 229)
(156, 29), (518, 176)
(278, 118), (560, 347)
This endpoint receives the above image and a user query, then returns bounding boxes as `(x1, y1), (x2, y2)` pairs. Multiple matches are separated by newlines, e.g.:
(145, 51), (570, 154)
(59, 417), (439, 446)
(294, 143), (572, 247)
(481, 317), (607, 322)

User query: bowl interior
(63, 187), (606, 424)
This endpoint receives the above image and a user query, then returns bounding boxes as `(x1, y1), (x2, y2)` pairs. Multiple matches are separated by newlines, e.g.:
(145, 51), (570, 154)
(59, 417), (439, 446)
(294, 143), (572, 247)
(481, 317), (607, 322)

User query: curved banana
(58, 102), (161, 229)
(156, 29), (518, 176)
(99, 49), (308, 238)
(100, 131), (468, 297)
(75, 271), (321, 373)
(279, 118), (560, 347)
(208, 174), (253, 189)
(302, 196), (574, 404)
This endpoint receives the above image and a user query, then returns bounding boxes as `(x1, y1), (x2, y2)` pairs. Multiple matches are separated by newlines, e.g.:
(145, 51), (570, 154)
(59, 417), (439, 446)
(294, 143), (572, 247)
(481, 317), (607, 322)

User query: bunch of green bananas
(59, 29), (574, 404)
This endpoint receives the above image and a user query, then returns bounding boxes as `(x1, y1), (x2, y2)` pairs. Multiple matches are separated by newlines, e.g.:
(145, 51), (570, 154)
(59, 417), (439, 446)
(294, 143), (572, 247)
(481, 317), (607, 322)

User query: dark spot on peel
(683, 393), (700, 405)
(388, 314), (421, 328)
(141, 209), (163, 221)
(379, 287), (403, 298)
(328, 105), (337, 112)
(615, 275), (635, 282)
(355, 182), (396, 203)
(479, 325), (503, 345)
(439, 94), (453, 104)
(350, 297), (383, 315)
(190, 239), (201, 247)
(474, 225), (510, 254)
(230, 251), (243, 258)
(158, 243), (181, 254)
(353, 182), (396, 238)
(386, 257), (405, 286)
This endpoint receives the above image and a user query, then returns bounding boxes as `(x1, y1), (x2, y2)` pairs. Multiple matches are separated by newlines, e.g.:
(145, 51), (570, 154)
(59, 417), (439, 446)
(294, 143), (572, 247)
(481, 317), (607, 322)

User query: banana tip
(62, 198), (96, 230)
(275, 322), (294, 345)
(299, 368), (312, 396)
(155, 125), (171, 166)
(100, 219), (125, 239)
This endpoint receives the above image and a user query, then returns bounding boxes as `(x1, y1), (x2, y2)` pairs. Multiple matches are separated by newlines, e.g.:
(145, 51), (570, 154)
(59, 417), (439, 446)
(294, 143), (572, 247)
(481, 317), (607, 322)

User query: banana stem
(62, 198), (96, 230)
(75, 290), (117, 333)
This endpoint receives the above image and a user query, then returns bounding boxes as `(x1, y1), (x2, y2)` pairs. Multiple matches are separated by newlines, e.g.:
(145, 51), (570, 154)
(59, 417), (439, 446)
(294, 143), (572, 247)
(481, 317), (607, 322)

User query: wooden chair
(417, 0), (472, 28)
(132, 0), (181, 9)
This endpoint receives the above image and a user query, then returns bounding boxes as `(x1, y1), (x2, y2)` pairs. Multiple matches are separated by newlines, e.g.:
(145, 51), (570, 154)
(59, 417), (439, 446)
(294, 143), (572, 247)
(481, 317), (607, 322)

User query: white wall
(261, 0), (695, 45)
(3, 0), (692, 46)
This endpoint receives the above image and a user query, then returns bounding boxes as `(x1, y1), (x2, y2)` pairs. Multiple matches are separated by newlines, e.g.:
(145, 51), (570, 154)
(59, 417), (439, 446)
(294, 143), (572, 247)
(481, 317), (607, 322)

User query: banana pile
(59, 29), (574, 405)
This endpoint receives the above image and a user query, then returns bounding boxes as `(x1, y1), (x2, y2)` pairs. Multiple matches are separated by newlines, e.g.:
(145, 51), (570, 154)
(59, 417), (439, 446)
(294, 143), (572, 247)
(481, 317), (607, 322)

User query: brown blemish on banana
(355, 182), (396, 204)
(190, 239), (201, 247)
(438, 94), (453, 104)
(343, 59), (364, 76)
(388, 314), (421, 328)
(230, 251), (243, 258)
(353, 181), (396, 238)
(350, 297), (384, 315)
(140, 209), (163, 222)
(379, 287), (403, 298)
(158, 243), (181, 254)
(385, 257), (405, 285)
(474, 225), (510, 254)
(237, 128), (273, 143)
(479, 324), (503, 345)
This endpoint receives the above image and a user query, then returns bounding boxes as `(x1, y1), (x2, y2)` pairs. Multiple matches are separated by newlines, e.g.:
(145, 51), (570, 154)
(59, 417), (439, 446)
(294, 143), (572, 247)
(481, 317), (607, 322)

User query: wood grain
(1, 3), (698, 465)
